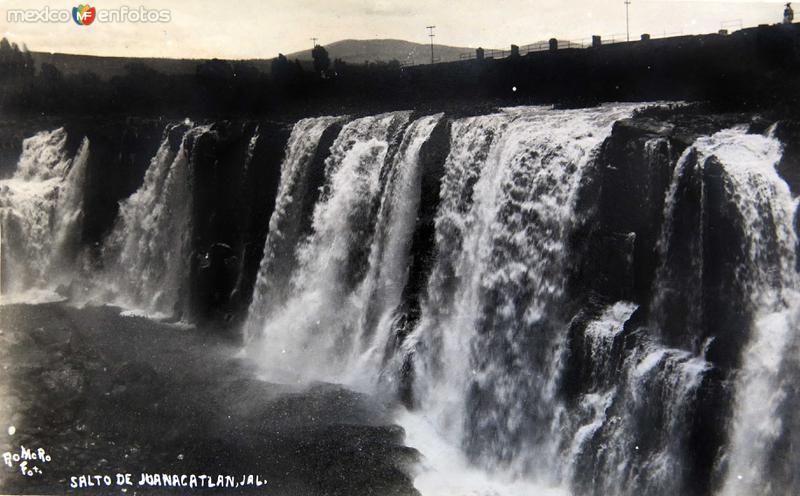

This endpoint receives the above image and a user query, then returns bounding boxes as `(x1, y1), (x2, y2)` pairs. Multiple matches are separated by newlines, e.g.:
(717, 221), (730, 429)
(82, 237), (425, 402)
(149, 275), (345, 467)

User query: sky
(0, 0), (792, 59)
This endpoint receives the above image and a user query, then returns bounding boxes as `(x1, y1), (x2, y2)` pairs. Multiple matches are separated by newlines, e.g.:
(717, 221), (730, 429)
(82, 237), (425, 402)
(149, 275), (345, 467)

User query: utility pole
(426, 26), (436, 64)
(625, 0), (631, 42)
(311, 37), (318, 48)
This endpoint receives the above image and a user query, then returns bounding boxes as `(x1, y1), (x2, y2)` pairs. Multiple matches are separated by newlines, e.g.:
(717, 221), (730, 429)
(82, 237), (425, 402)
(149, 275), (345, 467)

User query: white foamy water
(0, 288), (67, 305)
(397, 409), (570, 496)
(704, 127), (800, 496)
(88, 124), (211, 319)
(248, 111), (431, 386)
(401, 105), (640, 484)
(0, 128), (89, 301)
(0, 108), (783, 496)
(245, 116), (344, 339)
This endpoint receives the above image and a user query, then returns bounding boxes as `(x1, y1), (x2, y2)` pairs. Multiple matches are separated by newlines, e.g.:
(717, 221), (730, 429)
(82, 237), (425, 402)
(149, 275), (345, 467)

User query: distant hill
(25, 39), (481, 80)
(286, 39), (478, 66)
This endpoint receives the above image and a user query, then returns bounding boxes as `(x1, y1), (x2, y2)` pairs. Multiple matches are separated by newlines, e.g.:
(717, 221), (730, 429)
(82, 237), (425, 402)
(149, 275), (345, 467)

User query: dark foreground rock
(0, 303), (418, 496)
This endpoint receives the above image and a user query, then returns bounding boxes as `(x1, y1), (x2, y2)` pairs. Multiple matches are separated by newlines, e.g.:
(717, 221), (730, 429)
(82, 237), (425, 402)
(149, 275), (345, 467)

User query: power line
(625, 0), (631, 42)
(426, 26), (436, 64)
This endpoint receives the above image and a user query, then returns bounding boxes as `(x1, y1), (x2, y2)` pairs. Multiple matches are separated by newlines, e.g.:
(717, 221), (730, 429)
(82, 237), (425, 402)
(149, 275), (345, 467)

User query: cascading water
(245, 116), (344, 339)
(0, 128), (89, 302)
(3, 105), (798, 496)
(702, 128), (800, 496)
(244, 104), (657, 494)
(649, 141), (706, 349)
(397, 105), (640, 493)
(564, 310), (711, 496)
(342, 113), (442, 386)
(565, 126), (798, 496)
(563, 141), (713, 496)
(243, 107), (799, 496)
(94, 123), (210, 319)
(246, 110), (421, 385)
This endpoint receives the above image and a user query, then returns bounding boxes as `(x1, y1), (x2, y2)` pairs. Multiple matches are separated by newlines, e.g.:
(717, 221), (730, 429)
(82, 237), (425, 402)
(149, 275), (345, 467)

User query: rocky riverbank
(0, 303), (418, 495)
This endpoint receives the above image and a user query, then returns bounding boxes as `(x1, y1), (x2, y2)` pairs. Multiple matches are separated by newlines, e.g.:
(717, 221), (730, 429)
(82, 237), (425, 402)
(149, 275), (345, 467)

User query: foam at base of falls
(88, 124), (209, 319)
(246, 111), (426, 389)
(4, 108), (799, 496)
(405, 104), (642, 481)
(245, 116), (345, 340)
(0, 288), (67, 305)
(396, 409), (570, 496)
(1, 124), (205, 320)
(0, 128), (90, 299)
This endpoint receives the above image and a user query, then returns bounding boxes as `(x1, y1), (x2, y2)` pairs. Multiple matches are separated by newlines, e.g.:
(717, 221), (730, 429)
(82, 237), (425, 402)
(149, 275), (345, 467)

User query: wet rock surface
(0, 303), (418, 495)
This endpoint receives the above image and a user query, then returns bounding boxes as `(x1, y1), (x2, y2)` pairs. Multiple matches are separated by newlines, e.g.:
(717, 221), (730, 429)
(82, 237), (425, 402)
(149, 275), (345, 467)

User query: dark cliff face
(179, 121), (292, 327)
(775, 120), (800, 196)
(5, 106), (799, 336)
(774, 121), (800, 273)
(569, 110), (781, 357)
(3, 104), (799, 495)
(18, 117), (293, 328)
(570, 117), (676, 307)
(65, 119), (168, 246)
(561, 109), (800, 496)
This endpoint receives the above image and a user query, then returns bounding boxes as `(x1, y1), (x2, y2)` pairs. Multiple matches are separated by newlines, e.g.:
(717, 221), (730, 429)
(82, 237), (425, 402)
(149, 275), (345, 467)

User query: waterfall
(565, 313), (711, 496)
(4, 106), (798, 496)
(561, 139), (712, 496)
(397, 105), (640, 489)
(649, 142), (706, 349)
(342, 113), (442, 387)
(95, 123), (210, 319)
(562, 126), (798, 496)
(704, 128), (799, 496)
(247, 111), (424, 385)
(518, 137), (711, 495)
(245, 116), (344, 338)
(0, 128), (89, 302)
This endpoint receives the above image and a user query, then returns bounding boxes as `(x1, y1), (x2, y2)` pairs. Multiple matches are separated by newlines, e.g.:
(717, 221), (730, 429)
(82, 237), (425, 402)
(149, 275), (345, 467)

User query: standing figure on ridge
(785, 3), (794, 24)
